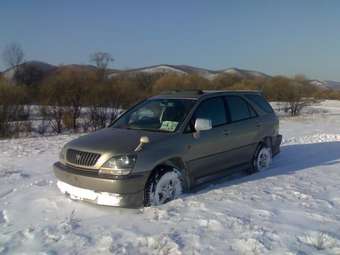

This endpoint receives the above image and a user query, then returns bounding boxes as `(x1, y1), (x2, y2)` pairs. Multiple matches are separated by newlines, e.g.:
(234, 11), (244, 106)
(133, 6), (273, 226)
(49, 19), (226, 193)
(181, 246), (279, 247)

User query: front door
(184, 97), (231, 180)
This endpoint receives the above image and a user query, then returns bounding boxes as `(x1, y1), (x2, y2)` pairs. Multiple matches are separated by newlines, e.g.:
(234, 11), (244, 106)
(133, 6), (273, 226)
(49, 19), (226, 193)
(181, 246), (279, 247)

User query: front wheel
(250, 145), (272, 174)
(144, 167), (183, 206)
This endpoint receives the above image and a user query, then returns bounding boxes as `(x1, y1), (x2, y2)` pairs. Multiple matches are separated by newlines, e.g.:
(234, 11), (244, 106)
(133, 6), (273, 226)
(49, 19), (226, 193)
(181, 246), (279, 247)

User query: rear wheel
(250, 144), (272, 173)
(144, 167), (183, 206)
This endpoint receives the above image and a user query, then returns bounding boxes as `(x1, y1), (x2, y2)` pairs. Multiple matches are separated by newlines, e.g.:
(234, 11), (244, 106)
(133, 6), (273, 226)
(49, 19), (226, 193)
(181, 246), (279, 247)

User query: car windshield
(112, 99), (196, 133)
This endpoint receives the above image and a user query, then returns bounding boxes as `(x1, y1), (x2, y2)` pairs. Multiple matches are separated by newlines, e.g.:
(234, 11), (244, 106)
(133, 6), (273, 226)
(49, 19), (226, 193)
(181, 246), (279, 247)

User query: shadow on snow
(192, 141), (340, 194)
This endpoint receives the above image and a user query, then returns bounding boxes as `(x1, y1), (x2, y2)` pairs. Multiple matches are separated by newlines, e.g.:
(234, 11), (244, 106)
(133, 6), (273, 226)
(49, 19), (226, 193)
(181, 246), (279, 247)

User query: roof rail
(159, 89), (204, 95)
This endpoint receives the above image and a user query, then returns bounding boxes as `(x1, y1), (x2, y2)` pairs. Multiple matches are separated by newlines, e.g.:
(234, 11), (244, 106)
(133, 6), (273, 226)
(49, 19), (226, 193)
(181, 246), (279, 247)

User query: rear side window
(245, 94), (274, 113)
(193, 97), (227, 127)
(225, 95), (256, 122)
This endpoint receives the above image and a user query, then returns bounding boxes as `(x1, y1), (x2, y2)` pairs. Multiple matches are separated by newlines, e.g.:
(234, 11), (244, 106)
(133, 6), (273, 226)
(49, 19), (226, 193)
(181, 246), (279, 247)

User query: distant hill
(108, 64), (220, 80)
(219, 67), (270, 79)
(309, 80), (340, 90)
(324, 80), (340, 90)
(1, 62), (103, 85)
(2, 62), (271, 84)
(2, 61), (340, 90)
(2, 61), (56, 81)
(56, 64), (97, 72)
(107, 64), (269, 80)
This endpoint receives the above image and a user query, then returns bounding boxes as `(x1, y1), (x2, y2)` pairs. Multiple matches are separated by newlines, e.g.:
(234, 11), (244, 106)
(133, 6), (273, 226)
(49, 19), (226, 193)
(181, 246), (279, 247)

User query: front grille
(66, 149), (101, 167)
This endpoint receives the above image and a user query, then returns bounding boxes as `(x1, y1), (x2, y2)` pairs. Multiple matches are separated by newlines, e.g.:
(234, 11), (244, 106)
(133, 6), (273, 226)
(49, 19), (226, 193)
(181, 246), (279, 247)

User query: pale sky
(1, 0), (340, 80)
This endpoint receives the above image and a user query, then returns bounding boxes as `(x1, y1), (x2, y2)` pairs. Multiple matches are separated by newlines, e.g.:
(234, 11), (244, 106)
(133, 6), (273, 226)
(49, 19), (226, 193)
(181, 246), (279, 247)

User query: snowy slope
(108, 65), (218, 80)
(310, 80), (340, 90)
(114, 65), (268, 80)
(220, 68), (269, 79)
(134, 65), (187, 75)
(1, 101), (340, 254)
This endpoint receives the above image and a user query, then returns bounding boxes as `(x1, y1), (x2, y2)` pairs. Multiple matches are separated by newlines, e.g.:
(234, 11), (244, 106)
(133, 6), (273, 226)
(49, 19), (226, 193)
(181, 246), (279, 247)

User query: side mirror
(194, 118), (212, 132)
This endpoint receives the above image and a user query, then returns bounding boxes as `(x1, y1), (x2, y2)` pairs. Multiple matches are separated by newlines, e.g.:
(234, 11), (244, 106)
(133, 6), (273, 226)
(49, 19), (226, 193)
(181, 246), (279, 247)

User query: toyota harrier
(54, 90), (282, 207)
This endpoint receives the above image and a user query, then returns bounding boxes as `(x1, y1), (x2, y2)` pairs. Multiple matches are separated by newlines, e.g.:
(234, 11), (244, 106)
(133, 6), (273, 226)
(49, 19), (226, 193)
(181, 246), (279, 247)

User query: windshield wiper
(129, 127), (171, 133)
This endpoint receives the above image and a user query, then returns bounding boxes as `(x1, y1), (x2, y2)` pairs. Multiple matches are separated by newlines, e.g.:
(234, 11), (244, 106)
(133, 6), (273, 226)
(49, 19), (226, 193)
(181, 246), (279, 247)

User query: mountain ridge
(1, 61), (340, 90)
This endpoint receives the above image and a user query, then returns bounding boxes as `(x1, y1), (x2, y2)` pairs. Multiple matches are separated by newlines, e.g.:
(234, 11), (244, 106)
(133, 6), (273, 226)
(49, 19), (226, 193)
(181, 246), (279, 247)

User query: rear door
(222, 95), (261, 166)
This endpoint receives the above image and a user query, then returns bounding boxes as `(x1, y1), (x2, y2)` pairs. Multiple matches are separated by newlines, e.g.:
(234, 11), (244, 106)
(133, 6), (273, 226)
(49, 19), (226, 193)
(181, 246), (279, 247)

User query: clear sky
(1, 0), (339, 80)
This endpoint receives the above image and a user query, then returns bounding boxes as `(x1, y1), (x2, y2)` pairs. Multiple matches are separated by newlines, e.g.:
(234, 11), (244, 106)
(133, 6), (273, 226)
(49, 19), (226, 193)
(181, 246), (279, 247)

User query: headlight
(99, 155), (137, 176)
(59, 147), (66, 164)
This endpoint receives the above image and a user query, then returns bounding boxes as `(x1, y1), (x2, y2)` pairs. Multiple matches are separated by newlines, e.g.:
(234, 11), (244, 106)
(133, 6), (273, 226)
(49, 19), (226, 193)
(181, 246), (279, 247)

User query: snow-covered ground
(1, 100), (340, 254)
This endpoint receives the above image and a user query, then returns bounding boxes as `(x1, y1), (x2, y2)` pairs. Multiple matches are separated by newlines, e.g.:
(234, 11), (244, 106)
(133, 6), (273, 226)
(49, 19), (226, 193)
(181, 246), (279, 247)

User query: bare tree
(0, 81), (27, 137)
(2, 42), (24, 69)
(89, 52), (114, 80)
(39, 74), (66, 134)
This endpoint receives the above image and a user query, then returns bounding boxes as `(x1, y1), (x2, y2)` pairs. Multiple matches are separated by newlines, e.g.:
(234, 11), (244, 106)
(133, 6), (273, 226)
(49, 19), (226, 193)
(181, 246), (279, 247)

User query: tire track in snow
(0, 189), (15, 199)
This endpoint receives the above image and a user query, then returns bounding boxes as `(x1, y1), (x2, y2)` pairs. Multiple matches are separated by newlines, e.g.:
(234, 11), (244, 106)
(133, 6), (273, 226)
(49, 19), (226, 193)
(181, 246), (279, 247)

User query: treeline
(0, 69), (340, 138)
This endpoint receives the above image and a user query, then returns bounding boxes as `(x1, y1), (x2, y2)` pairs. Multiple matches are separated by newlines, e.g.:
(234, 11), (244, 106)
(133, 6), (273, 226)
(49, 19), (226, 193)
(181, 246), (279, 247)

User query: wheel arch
(146, 157), (192, 192)
(260, 136), (273, 148)
(249, 136), (273, 174)
(252, 136), (273, 162)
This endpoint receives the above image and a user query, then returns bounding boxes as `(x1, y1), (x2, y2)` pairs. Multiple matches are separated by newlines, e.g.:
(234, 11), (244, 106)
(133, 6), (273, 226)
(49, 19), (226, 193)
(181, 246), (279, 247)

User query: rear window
(245, 94), (274, 113)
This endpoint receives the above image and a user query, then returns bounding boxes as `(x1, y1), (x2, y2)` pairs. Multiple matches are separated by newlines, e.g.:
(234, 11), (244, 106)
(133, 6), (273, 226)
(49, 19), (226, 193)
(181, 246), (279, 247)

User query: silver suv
(54, 90), (282, 207)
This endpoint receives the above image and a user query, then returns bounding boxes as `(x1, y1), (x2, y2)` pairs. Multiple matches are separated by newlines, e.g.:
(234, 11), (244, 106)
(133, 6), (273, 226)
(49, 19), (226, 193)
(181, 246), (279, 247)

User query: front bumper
(53, 162), (149, 208)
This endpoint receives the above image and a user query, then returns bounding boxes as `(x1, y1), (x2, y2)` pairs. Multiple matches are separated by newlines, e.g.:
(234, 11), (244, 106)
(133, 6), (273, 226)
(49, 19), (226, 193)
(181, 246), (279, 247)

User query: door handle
(256, 123), (261, 128)
(223, 130), (231, 136)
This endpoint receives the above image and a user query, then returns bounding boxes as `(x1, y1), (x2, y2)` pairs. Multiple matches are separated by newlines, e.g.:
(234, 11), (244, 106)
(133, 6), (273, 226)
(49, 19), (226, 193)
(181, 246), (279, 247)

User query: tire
(144, 167), (183, 206)
(249, 144), (272, 174)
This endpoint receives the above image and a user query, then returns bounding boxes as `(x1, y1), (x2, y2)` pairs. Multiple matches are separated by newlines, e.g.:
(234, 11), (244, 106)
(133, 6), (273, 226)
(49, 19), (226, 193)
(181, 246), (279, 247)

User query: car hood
(66, 128), (170, 155)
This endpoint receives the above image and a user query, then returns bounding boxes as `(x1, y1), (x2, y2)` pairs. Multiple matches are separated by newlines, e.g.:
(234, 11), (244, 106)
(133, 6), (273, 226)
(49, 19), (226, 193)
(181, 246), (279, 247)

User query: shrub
(152, 74), (211, 93)
(0, 81), (28, 137)
(39, 69), (94, 133)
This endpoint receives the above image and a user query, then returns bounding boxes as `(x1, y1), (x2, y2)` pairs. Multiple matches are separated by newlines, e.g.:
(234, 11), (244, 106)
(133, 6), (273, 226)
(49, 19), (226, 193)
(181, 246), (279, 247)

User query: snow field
(1, 100), (340, 254)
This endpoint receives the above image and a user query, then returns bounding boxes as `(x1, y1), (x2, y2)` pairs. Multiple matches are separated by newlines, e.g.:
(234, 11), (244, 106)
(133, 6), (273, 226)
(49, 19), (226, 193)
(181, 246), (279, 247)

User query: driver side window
(186, 97), (227, 132)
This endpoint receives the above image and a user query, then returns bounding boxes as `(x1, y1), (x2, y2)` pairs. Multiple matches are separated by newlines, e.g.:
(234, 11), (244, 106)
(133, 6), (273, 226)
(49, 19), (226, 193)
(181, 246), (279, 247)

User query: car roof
(150, 90), (262, 100)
